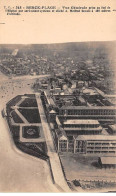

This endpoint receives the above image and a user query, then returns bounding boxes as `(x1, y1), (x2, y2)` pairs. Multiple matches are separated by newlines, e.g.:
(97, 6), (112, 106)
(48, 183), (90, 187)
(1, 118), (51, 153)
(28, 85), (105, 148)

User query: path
(36, 93), (71, 192)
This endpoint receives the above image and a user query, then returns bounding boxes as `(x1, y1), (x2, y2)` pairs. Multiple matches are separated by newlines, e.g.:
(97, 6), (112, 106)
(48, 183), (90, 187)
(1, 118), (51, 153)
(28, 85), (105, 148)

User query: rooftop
(63, 119), (100, 125)
(100, 156), (116, 165)
(75, 135), (116, 141)
(55, 129), (68, 140)
(64, 127), (102, 131)
(109, 124), (116, 131)
(82, 87), (98, 95)
(60, 105), (115, 110)
(49, 109), (56, 114)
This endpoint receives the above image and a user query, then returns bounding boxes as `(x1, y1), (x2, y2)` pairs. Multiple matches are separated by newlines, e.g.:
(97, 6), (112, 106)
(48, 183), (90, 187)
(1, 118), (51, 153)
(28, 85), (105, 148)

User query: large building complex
(41, 86), (116, 156)
(41, 87), (116, 126)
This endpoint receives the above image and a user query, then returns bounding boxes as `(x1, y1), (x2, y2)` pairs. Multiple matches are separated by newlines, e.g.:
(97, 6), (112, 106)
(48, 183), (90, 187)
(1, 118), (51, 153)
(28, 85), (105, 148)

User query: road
(0, 74), (50, 82)
(36, 93), (71, 192)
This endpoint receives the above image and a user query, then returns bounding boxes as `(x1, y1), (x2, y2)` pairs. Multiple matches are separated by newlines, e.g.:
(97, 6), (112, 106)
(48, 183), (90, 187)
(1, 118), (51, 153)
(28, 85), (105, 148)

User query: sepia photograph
(0, 0), (116, 194)
(0, 42), (116, 192)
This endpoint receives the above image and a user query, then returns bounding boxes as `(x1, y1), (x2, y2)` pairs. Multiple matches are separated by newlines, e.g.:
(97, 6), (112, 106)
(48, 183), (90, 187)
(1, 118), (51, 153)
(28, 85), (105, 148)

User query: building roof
(43, 91), (56, 106)
(49, 110), (56, 114)
(82, 88), (98, 95)
(60, 105), (116, 110)
(63, 119), (100, 125)
(78, 96), (86, 103)
(59, 135), (68, 140)
(41, 83), (48, 85)
(56, 116), (62, 126)
(100, 156), (116, 165)
(75, 135), (116, 141)
(55, 129), (67, 140)
(105, 94), (116, 98)
(64, 127), (102, 131)
(48, 97), (56, 106)
(21, 96), (29, 99)
(109, 124), (116, 132)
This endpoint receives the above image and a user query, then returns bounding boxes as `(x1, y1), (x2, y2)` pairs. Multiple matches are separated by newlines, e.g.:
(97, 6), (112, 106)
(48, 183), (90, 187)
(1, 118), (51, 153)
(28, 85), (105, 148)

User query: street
(36, 93), (71, 192)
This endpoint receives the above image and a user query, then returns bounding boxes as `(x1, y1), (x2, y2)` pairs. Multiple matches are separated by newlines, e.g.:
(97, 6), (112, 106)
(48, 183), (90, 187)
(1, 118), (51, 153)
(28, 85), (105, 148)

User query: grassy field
(18, 108), (41, 123)
(19, 98), (38, 107)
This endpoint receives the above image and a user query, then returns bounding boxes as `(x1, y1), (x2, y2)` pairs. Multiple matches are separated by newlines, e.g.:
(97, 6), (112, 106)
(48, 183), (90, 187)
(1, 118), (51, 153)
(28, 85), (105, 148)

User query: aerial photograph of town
(0, 41), (116, 192)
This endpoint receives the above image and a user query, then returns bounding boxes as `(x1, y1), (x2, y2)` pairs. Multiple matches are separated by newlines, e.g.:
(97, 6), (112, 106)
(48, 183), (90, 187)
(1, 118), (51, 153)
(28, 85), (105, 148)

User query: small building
(67, 136), (74, 152)
(49, 109), (56, 123)
(98, 156), (116, 168)
(55, 129), (68, 152)
(58, 135), (68, 152)
(41, 84), (48, 89)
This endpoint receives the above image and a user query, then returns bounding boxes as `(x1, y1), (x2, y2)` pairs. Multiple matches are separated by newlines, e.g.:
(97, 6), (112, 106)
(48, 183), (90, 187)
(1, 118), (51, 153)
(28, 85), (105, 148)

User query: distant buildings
(12, 49), (19, 56)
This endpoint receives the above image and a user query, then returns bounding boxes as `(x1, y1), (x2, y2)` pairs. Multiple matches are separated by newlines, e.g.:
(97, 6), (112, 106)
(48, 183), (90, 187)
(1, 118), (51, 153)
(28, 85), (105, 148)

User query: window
(87, 147), (94, 149)
(59, 141), (67, 152)
(102, 147), (108, 149)
(109, 151), (115, 153)
(95, 143), (101, 145)
(95, 147), (101, 149)
(88, 142), (94, 145)
(102, 143), (109, 145)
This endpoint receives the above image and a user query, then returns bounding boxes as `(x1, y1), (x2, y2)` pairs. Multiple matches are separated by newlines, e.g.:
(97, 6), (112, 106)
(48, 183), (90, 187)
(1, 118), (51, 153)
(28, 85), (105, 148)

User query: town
(0, 42), (116, 192)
